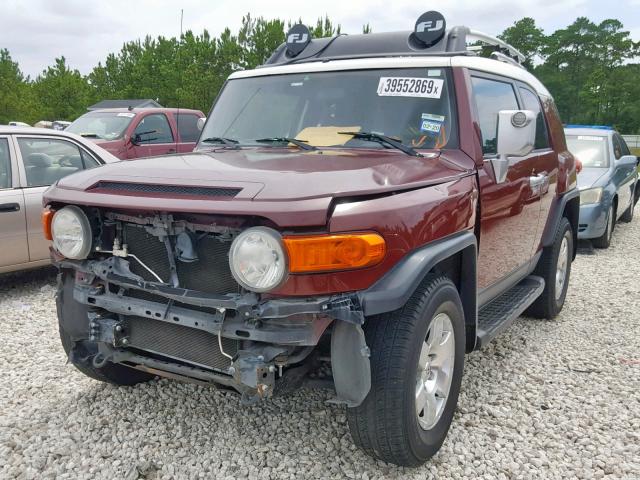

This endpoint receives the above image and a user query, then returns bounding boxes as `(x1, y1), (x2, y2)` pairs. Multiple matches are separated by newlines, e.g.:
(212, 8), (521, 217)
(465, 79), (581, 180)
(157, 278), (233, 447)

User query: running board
(475, 275), (545, 349)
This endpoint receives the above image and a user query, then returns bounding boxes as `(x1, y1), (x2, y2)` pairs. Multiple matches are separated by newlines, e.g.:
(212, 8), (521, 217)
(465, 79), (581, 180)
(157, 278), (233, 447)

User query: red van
(66, 108), (205, 160)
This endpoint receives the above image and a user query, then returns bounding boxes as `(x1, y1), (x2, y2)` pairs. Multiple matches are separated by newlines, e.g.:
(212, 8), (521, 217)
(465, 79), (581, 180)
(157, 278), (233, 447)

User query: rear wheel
(592, 205), (614, 249)
(347, 275), (465, 467)
(526, 217), (573, 319)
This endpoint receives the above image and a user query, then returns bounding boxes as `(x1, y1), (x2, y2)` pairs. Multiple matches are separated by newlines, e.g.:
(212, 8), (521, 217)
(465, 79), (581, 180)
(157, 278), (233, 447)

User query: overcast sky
(1, 0), (638, 78)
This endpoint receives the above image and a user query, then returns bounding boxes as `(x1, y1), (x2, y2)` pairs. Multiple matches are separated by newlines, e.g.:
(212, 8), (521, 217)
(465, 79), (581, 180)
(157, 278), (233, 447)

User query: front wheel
(592, 205), (614, 249)
(347, 275), (465, 467)
(620, 188), (634, 223)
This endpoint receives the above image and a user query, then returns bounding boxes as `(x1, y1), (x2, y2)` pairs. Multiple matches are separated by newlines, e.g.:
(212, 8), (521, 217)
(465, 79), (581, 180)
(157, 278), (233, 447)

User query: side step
(475, 275), (545, 349)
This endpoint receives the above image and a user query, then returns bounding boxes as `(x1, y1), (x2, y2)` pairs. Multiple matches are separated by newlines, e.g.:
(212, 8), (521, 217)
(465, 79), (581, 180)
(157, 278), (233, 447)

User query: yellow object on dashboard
(295, 126), (361, 147)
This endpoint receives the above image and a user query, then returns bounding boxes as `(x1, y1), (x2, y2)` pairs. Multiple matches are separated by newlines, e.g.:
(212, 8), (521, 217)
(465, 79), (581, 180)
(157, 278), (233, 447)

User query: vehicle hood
(577, 167), (609, 190)
(45, 148), (474, 227)
(81, 137), (126, 158)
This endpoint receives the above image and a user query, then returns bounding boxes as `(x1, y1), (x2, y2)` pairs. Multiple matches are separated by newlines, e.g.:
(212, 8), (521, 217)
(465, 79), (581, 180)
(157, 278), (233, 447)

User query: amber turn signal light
(42, 209), (54, 241)
(284, 233), (386, 273)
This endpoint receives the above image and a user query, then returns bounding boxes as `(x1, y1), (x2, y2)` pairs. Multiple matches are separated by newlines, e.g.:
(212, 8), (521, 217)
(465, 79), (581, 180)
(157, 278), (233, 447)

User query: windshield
(67, 112), (135, 140)
(198, 68), (458, 151)
(566, 135), (609, 168)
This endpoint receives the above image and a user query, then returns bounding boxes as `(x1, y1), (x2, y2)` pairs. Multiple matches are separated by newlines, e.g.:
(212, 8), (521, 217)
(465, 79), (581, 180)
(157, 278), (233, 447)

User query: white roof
(229, 56), (551, 97)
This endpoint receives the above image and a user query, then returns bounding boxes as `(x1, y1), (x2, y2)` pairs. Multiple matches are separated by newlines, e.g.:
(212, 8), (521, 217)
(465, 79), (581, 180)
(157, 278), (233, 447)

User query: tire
(525, 217), (573, 319)
(592, 204), (614, 249)
(347, 275), (465, 467)
(620, 188), (634, 223)
(57, 272), (154, 386)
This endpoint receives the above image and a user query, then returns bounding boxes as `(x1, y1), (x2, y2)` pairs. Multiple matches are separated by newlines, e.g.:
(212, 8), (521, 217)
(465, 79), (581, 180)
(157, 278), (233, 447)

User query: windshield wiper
(79, 133), (101, 139)
(255, 137), (317, 151)
(200, 136), (240, 148)
(338, 131), (421, 157)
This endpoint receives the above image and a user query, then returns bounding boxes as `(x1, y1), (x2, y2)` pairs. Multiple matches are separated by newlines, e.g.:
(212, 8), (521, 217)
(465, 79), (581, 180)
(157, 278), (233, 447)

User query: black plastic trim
(358, 231), (477, 317)
(541, 188), (580, 254)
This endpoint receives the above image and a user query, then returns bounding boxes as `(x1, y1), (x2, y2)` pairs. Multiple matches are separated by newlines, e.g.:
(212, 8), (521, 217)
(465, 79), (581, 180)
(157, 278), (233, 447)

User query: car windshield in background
(566, 135), (609, 168)
(198, 68), (458, 151)
(67, 112), (135, 140)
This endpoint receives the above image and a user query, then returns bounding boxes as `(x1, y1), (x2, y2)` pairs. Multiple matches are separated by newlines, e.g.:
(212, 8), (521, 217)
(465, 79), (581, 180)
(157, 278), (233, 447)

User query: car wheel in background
(592, 205), (614, 249)
(347, 275), (465, 467)
(526, 217), (573, 319)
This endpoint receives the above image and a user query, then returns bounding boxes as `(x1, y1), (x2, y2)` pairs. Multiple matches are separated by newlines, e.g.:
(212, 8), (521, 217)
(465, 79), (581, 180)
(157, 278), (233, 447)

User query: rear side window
(17, 137), (98, 187)
(471, 76), (518, 155)
(0, 139), (11, 189)
(134, 114), (174, 144)
(519, 87), (549, 150)
(176, 114), (201, 143)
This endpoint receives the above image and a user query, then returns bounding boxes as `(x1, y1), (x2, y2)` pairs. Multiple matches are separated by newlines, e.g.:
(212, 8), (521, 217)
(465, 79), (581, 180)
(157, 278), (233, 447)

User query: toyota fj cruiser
(43, 12), (579, 467)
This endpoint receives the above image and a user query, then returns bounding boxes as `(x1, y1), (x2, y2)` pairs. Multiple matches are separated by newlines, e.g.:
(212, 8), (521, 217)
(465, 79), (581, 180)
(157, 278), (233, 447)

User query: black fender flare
(540, 188), (580, 259)
(358, 230), (478, 351)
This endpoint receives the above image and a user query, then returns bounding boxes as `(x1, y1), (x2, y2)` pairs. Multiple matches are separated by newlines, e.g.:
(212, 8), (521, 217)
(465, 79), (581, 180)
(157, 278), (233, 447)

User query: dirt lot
(1, 219), (639, 480)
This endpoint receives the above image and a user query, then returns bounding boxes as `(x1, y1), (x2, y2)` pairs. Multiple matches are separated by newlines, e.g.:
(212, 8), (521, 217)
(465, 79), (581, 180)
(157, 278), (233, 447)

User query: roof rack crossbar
(466, 29), (526, 63)
(490, 51), (526, 69)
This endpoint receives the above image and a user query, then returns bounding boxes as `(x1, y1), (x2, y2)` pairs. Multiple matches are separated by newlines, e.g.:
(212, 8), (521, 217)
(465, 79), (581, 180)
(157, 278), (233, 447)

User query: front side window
(177, 114), (202, 143)
(199, 68), (458, 151)
(0, 139), (11, 189)
(17, 137), (98, 187)
(565, 135), (609, 168)
(471, 76), (519, 155)
(519, 87), (549, 150)
(66, 112), (135, 140)
(134, 114), (174, 144)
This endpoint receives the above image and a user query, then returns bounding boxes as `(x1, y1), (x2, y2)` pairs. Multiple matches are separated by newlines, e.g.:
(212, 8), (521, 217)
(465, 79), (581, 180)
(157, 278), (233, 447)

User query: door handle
(0, 202), (20, 213)
(168, 148), (176, 153)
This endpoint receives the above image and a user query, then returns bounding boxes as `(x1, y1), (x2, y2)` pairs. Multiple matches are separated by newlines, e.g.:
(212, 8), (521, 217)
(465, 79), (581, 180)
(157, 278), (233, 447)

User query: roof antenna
(175, 8), (183, 155)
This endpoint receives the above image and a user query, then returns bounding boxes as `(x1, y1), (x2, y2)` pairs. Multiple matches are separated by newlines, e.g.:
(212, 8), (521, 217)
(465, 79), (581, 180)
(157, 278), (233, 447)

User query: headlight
(580, 187), (603, 205)
(229, 227), (287, 292)
(51, 206), (92, 259)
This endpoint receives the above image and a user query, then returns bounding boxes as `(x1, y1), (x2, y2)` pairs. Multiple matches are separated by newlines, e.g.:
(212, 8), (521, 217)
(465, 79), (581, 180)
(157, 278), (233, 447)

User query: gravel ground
(1, 220), (639, 480)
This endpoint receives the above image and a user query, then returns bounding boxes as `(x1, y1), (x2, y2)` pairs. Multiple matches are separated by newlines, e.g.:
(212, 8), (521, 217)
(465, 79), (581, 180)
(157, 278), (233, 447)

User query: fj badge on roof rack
(286, 24), (311, 57)
(413, 11), (446, 47)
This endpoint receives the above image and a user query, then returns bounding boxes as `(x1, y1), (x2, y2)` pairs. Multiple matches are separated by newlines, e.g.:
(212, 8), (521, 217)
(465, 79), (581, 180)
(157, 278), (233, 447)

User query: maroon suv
(66, 107), (205, 160)
(44, 13), (579, 467)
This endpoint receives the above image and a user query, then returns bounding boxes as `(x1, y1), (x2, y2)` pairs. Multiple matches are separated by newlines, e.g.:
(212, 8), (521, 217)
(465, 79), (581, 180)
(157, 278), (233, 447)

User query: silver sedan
(0, 127), (118, 274)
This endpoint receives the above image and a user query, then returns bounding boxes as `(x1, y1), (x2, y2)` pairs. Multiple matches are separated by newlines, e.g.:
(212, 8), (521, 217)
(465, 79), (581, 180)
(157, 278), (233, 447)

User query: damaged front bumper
(59, 256), (370, 405)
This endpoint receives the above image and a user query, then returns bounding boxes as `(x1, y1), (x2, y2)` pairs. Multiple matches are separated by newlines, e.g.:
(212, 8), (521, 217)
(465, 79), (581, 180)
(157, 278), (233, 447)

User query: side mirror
(616, 154), (638, 168)
(197, 117), (206, 131)
(489, 110), (537, 183)
(130, 134), (141, 145)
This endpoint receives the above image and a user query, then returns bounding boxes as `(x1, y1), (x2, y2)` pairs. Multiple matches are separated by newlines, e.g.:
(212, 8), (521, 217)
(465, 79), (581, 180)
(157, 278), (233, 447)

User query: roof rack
(466, 29), (525, 64)
(265, 12), (526, 67)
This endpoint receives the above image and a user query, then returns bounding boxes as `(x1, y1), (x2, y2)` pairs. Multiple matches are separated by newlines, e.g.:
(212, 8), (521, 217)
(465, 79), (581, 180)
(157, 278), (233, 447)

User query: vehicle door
(612, 133), (636, 217)
(130, 113), (177, 158)
(175, 112), (202, 154)
(0, 135), (29, 270)
(471, 73), (542, 293)
(515, 84), (557, 256)
(15, 135), (102, 263)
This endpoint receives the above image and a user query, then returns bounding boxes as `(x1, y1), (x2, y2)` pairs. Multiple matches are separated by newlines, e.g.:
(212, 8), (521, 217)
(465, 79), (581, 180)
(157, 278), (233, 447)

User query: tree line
(1, 14), (638, 132)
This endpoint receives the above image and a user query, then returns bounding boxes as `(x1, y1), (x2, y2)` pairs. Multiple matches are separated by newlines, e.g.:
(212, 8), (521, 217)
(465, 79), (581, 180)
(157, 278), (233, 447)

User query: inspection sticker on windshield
(377, 77), (444, 98)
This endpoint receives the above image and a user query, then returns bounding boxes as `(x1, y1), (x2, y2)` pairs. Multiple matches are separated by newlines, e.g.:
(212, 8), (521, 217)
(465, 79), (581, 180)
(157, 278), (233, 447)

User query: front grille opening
(90, 181), (242, 199)
(122, 224), (239, 295)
